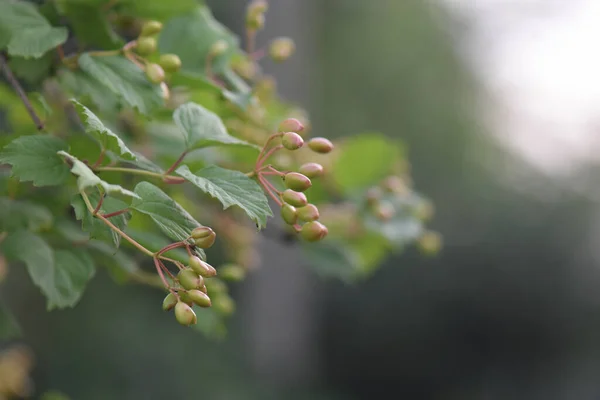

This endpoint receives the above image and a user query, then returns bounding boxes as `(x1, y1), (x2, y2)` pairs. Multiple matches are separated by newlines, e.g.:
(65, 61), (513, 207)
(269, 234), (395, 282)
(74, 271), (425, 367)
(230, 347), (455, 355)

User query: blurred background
(5, 0), (600, 399)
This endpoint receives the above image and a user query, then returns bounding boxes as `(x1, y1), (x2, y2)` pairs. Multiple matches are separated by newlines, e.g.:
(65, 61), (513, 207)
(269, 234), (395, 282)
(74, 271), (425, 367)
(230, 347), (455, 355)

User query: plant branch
(102, 208), (129, 218)
(95, 166), (185, 183)
(165, 151), (188, 175)
(0, 53), (44, 130)
(80, 190), (154, 257)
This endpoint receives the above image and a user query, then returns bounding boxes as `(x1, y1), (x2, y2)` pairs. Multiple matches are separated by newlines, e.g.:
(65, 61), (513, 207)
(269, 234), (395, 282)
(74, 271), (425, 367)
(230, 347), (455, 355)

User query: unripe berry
(162, 293), (177, 311)
(191, 226), (216, 248)
(417, 231), (442, 256)
(210, 40), (229, 57)
(278, 118), (304, 133)
(281, 132), (304, 150)
(158, 54), (182, 73)
(282, 189), (307, 207)
(297, 204), (319, 222)
(298, 162), (324, 178)
(281, 204), (298, 225)
(140, 20), (163, 37)
(214, 295), (235, 316)
(178, 291), (193, 306)
(246, 13), (265, 30)
(160, 82), (170, 101)
(381, 175), (408, 195)
(413, 200), (434, 222)
(205, 278), (227, 297)
(178, 268), (204, 290)
(189, 256), (217, 277)
(174, 301), (197, 326)
(300, 221), (328, 242)
(247, 0), (268, 15)
(374, 203), (395, 221)
(186, 289), (212, 308)
(145, 63), (165, 84)
(307, 137), (334, 154)
(219, 264), (246, 282)
(284, 172), (312, 192)
(269, 37), (295, 62)
(136, 37), (157, 55)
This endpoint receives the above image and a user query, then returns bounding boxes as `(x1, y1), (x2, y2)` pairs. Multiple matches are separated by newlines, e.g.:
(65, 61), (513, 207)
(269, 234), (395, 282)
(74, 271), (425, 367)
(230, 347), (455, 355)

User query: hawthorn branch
(0, 53), (44, 131)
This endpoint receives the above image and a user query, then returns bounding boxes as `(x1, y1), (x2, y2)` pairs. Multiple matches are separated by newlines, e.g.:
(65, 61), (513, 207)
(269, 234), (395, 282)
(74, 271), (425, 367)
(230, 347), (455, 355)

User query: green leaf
(59, 69), (119, 112)
(118, 0), (197, 20)
(303, 242), (360, 282)
(9, 53), (53, 83)
(0, 197), (53, 232)
(57, 151), (140, 199)
(158, 6), (238, 76)
(71, 100), (137, 161)
(58, 2), (122, 49)
(87, 240), (139, 284)
(1, 231), (95, 309)
(71, 193), (131, 248)
(130, 181), (203, 243)
(78, 53), (163, 115)
(0, 0), (68, 58)
(176, 165), (272, 228)
(0, 135), (70, 186)
(173, 102), (258, 151)
(0, 301), (21, 339)
(332, 133), (403, 194)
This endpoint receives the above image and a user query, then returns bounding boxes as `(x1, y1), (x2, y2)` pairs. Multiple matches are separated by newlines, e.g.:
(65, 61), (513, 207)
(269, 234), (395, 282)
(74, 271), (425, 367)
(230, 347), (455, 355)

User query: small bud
(174, 301), (197, 326)
(178, 268), (204, 290)
(297, 204), (319, 222)
(278, 118), (304, 133)
(381, 175), (408, 195)
(413, 200), (434, 222)
(298, 162), (324, 178)
(140, 20), (163, 37)
(284, 172), (312, 192)
(281, 132), (304, 150)
(219, 264), (246, 282)
(191, 226), (214, 239)
(145, 63), (165, 84)
(246, 1), (266, 31)
(187, 289), (212, 308)
(307, 137), (334, 154)
(136, 37), (157, 55)
(160, 82), (170, 101)
(210, 40), (229, 57)
(162, 293), (177, 311)
(214, 295), (236, 316)
(269, 37), (295, 62)
(417, 231), (442, 256)
(281, 204), (298, 225)
(247, 0), (268, 16)
(178, 291), (193, 306)
(199, 284), (207, 294)
(158, 54), (182, 73)
(282, 189), (308, 207)
(300, 221), (328, 242)
(189, 256), (217, 277)
(205, 278), (228, 297)
(374, 203), (395, 221)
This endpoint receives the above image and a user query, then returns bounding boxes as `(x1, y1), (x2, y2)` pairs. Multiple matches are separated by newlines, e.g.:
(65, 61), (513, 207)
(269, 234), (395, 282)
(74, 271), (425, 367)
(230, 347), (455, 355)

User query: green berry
(189, 256), (217, 277)
(214, 295), (235, 316)
(374, 203), (395, 221)
(205, 278), (228, 297)
(298, 162), (324, 178)
(246, 12), (265, 30)
(191, 226), (216, 248)
(145, 63), (165, 84)
(281, 132), (304, 150)
(136, 37), (157, 55)
(140, 20), (163, 37)
(174, 301), (197, 326)
(247, 0), (268, 16)
(282, 189), (307, 207)
(210, 40), (229, 56)
(177, 268), (204, 290)
(284, 172), (311, 192)
(413, 200), (434, 222)
(178, 291), (193, 306)
(269, 37), (295, 62)
(281, 204), (298, 225)
(162, 293), (177, 311)
(307, 137), (334, 154)
(158, 54), (181, 73)
(219, 264), (246, 282)
(278, 118), (304, 133)
(300, 221), (328, 242)
(186, 289), (212, 308)
(297, 204), (319, 222)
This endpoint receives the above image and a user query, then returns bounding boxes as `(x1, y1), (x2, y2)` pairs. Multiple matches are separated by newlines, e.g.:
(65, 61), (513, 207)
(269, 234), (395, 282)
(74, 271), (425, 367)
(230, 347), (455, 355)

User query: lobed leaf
(173, 102), (258, 151)
(57, 151), (140, 199)
(176, 165), (272, 228)
(0, 135), (70, 186)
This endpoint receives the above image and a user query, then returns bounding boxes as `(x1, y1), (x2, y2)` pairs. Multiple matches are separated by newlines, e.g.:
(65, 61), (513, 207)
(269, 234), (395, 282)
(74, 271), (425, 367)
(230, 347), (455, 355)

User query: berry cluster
(251, 118), (334, 242)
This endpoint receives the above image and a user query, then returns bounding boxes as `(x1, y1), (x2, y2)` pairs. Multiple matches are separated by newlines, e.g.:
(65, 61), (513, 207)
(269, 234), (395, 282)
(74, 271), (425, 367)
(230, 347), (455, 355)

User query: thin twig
(0, 53), (44, 130)
(165, 151), (188, 175)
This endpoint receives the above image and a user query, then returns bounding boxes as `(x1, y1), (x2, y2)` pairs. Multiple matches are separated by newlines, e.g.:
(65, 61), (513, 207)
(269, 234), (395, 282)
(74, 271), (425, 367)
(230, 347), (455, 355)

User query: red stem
(153, 257), (171, 290)
(93, 194), (105, 215)
(165, 151), (188, 175)
(259, 175), (283, 206)
(158, 241), (187, 256)
(102, 208), (129, 218)
(91, 150), (105, 169)
(257, 144), (283, 167)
